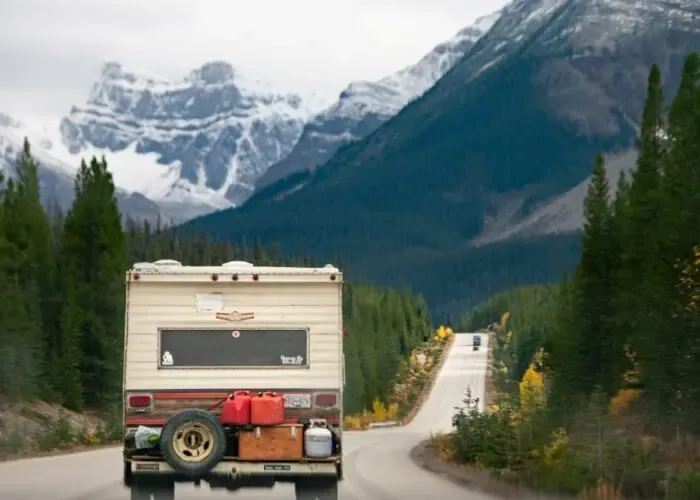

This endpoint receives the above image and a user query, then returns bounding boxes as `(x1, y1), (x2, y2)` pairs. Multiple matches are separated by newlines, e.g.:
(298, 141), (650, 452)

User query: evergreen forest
(0, 144), (432, 419)
(449, 53), (700, 497)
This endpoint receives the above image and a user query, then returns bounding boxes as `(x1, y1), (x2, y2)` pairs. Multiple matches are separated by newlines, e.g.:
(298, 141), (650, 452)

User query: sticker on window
(162, 351), (174, 366)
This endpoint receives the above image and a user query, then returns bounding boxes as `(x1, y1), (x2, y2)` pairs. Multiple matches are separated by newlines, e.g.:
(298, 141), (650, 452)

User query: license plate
(135, 463), (160, 471)
(264, 464), (291, 471)
(283, 393), (312, 408)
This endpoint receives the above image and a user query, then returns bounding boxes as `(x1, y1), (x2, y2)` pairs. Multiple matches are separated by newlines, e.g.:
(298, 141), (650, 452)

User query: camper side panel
(124, 281), (342, 391)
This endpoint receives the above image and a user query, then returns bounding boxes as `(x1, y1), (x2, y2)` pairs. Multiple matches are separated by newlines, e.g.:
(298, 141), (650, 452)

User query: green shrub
(535, 451), (596, 494)
(37, 414), (76, 450)
(451, 388), (517, 470)
(667, 468), (700, 500)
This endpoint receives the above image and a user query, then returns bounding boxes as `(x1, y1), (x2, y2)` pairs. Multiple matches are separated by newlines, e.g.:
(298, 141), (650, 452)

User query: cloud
(0, 0), (506, 117)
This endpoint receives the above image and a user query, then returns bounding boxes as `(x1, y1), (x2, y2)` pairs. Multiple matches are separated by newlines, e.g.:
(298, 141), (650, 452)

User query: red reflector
(315, 393), (337, 406)
(343, 328), (347, 337)
(128, 395), (152, 407)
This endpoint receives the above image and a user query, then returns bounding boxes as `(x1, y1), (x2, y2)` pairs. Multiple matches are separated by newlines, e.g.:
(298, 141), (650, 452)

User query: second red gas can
(250, 392), (285, 425)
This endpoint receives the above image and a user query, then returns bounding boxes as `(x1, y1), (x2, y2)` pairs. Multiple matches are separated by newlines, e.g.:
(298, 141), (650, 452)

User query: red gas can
(250, 392), (285, 425)
(220, 390), (252, 425)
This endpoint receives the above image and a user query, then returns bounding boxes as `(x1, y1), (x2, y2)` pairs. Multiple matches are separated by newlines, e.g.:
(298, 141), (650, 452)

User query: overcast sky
(0, 0), (507, 118)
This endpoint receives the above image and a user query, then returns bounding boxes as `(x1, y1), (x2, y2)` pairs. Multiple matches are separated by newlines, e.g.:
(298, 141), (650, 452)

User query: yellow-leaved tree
(371, 398), (388, 422)
(434, 324), (454, 342)
(436, 325), (447, 339)
(500, 312), (511, 332)
(519, 353), (545, 410)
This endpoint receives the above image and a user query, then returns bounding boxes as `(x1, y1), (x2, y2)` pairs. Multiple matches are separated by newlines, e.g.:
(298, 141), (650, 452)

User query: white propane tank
(304, 420), (333, 458)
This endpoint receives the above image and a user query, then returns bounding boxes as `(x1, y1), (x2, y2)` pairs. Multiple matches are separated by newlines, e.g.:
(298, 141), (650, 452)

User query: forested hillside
(0, 142), (432, 422)
(448, 53), (700, 498)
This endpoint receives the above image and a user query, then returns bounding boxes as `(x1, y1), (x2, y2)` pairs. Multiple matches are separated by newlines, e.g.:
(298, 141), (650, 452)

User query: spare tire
(159, 409), (227, 477)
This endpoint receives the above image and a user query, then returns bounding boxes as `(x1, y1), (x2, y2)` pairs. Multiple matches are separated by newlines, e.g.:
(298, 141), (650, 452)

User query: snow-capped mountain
(254, 10), (502, 191)
(58, 61), (327, 218)
(3, 10), (504, 217)
(0, 113), (164, 224)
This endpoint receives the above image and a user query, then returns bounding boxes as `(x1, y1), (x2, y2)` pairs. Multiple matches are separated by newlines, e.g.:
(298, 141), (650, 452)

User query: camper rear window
(158, 328), (309, 369)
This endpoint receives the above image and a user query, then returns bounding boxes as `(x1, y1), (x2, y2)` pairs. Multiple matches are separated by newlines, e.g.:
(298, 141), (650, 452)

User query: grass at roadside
(0, 400), (122, 461)
(344, 326), (454, 430)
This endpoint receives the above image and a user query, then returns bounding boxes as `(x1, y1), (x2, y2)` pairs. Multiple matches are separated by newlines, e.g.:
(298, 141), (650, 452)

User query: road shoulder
(410, 439), (570, 499)
(400, 334), (455, 426)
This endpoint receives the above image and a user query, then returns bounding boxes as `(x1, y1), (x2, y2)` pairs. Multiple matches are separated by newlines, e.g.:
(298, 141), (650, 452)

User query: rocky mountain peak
(58, 61), (320, 216)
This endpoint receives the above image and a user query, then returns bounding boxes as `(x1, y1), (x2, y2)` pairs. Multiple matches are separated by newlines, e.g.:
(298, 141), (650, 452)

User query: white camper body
(122, 260), (344, 500)
(123, 260), (344, 393)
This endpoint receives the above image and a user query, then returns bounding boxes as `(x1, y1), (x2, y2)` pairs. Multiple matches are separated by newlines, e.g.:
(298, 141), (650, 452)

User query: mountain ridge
(1, 11), (505, 221)
(255, 10), (502, 191)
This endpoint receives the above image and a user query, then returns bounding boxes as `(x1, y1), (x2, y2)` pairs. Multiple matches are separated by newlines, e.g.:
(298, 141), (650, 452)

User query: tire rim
(171, 422), (214, 462)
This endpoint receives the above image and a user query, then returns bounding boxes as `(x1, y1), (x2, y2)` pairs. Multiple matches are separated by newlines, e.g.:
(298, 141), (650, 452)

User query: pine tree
(660, 53), (700, 419)
(574, 154), (622, 397)
(0, 172), (35, 399)
(60, 157), (126, 408)
(0, 140), (55, 398)
(615, 66), (668, 407)
(15, 139), (59, 397)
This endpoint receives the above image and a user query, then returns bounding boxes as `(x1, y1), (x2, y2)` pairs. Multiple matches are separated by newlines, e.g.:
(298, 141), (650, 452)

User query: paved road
(0, 333), (492, 499)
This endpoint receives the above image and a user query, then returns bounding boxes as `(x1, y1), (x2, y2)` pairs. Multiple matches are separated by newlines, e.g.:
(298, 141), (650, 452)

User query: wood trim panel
(125, 390), (340, 426)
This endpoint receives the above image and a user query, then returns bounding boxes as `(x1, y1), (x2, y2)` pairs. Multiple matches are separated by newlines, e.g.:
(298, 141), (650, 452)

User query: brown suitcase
(238, 424), (303, 460)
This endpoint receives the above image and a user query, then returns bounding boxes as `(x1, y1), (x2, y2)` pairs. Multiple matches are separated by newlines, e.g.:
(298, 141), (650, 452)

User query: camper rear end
(122, 260), (344, 499)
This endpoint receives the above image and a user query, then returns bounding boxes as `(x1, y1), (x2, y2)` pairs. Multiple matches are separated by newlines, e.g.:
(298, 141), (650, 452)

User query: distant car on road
(473, 335), (481, 351)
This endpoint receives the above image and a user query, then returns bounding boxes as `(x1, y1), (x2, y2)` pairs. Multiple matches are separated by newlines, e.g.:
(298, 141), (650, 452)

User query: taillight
(314, 392), (337, 407)
(127, 394), (153, 409)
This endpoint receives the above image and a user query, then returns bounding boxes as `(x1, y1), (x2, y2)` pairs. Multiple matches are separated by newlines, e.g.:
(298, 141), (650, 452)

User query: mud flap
(123, 459), (132, 487)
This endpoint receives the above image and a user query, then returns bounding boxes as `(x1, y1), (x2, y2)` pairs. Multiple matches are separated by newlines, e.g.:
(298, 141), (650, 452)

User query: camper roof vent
(221, 261), (254, 269)
(152, 259), (182, 267)
(133, 262), (158, 271)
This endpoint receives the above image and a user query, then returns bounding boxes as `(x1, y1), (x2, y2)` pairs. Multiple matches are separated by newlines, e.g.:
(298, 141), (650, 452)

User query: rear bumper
(129, 457), (339, 479)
